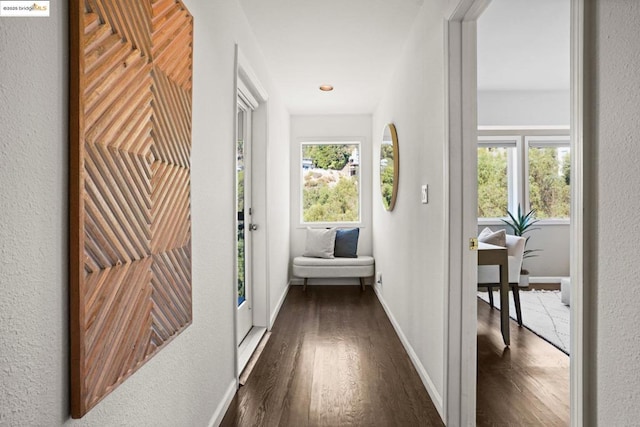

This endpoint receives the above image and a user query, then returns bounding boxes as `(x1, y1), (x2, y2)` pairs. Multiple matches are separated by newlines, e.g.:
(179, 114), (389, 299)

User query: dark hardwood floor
(477, 298), (570, 426)
(221, 285), (444, 427)
(220, 287), (570, 426)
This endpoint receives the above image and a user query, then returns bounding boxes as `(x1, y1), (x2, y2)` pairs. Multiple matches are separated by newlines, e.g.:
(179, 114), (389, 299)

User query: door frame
(569, 0), (588, 424)
(443, 2), (488, 425)
(232, 45), (270, 382)
(443, 0), (587, 425)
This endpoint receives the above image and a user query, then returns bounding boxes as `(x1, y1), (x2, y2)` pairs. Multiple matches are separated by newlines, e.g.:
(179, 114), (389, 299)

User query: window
(477, 130), (570, 221)
(301, 142), (360, 223)
(527, 137), (571, 219)
(477, 137), (518, 218)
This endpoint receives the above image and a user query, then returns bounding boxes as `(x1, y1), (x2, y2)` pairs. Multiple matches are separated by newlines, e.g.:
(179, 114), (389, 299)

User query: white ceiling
(478, 0), (570, 91)
(238, 0), (570, 115)
(239, 0), (424, 115)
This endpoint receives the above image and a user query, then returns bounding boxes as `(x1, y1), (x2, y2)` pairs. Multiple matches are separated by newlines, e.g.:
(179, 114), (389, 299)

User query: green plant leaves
(502, 204), (541, 260)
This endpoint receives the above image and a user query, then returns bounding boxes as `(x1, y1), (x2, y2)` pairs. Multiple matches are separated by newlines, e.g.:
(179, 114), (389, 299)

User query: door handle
(248, 223), (258, 231)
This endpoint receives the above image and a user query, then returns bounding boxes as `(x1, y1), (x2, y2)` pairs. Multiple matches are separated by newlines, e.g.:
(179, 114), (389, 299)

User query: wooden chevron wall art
(69, 0), (193, 418)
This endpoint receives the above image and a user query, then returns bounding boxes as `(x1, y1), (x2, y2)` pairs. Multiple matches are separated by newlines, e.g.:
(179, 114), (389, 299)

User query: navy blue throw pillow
(334, 228), (359, 258)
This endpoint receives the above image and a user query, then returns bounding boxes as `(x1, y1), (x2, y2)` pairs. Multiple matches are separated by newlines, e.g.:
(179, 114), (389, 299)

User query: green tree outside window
(302, 143), (360, 223)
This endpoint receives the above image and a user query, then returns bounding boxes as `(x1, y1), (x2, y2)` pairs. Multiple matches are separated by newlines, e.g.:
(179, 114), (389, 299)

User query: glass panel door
(237, 108), (246, 306)
(236, 100), (252, 344)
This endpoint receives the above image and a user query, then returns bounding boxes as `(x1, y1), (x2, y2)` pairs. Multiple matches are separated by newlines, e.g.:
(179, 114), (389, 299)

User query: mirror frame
(380, 123), (399, 211)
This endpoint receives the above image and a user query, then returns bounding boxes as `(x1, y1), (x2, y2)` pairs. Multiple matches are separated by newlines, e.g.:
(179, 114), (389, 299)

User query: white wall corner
(269, 282), (290, 329)
(373, 287), (445, 421)
(207, 379), (237, 427)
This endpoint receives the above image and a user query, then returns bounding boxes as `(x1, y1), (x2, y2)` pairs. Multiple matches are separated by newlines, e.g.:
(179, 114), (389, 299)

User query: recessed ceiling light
(319, 84), (334, 92)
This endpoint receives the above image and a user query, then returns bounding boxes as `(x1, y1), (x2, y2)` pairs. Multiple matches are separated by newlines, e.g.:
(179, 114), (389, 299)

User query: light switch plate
(421, 184), (428, 204)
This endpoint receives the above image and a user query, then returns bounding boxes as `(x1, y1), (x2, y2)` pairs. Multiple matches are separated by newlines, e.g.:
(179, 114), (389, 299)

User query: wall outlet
(376, 272), (383, 286)
(421, 184), (428, 204)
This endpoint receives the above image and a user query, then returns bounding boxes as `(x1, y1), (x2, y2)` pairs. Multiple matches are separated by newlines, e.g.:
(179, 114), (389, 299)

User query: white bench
(292, 255), (375, 291)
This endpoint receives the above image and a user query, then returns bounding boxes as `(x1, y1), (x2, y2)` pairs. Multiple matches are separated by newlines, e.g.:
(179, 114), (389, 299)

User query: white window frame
(477, 135), (521, 224)
(524, 135), (571, 223)
(299, 140), (362, 226)
(478, 127), (571, 225)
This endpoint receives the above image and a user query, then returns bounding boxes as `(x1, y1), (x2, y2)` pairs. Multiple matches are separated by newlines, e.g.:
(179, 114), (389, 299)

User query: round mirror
(380, 123), (399, 211)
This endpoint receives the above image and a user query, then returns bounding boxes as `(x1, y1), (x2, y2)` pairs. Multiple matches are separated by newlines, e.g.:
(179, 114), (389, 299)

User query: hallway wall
(0, 0), (289, 425)
(371, 0), (448, 416)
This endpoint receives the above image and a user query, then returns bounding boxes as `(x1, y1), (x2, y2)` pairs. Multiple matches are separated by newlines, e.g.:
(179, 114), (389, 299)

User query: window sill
(478, 218), (570, 226)
(297, 222), (364, 229)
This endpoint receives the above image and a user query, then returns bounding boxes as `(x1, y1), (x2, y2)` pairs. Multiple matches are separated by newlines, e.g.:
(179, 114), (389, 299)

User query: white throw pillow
(303, 227), (337, 258)
(478, 227), (507, 247)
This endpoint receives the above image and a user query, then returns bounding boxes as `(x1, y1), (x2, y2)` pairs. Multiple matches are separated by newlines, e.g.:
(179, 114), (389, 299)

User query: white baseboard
(373, 285), (445, 421)
(530, 276), (568, 284)
(269, 282), (290, 329)
(207, 379), (237, 427)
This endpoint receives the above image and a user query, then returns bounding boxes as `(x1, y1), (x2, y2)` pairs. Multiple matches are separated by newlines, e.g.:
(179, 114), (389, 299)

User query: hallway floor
(220, 286), (569, 426)
(220, 285), (444, 426)
(477, 298), (570, 426)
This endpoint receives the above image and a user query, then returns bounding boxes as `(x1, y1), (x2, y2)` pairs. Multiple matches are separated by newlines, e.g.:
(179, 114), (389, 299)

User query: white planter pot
(519, 273), (529, 288)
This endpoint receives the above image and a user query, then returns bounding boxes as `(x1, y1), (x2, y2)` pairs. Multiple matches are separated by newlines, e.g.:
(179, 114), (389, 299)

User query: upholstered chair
(478, 234), (527, 326)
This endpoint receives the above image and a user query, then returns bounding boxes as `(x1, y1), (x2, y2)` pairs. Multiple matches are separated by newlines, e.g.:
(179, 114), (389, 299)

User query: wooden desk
(478, 242), (510, 346)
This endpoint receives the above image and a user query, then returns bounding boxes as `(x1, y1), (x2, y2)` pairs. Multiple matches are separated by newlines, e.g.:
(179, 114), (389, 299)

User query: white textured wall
(0, 5), (69, 424)
(372, 0), (447, 411)
(588, 0), (640, 423)
(478, 90), (570, 127)
(289, 115), (373, 271)
(267, 104), (291, 325)
(0, 0), (289, 425)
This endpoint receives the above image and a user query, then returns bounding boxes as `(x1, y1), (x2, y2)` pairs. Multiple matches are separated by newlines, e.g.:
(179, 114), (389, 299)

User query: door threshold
(238, 326), (267, 376)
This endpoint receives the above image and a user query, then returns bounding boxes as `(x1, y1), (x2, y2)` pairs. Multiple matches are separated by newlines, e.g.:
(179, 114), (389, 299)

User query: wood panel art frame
(69, 0), (193, 418)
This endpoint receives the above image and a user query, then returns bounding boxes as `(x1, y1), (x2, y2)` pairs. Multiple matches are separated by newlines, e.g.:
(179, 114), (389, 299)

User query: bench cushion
(293, 255), (374, 279)
(293, 255), (374, 267)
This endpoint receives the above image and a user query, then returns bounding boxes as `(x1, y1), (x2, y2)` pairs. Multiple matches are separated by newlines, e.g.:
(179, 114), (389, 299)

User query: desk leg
(500, 262), (510, 346)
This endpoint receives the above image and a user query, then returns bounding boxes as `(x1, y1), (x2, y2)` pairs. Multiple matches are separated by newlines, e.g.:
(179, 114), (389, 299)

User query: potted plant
(502, 205), (540, 287)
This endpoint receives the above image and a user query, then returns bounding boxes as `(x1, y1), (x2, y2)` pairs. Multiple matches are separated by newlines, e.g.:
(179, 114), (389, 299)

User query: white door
(236, 99), (253, 344)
